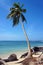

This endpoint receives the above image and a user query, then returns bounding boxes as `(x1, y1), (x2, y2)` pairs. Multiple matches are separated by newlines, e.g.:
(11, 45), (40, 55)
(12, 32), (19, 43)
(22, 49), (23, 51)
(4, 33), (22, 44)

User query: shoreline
(0, 47), (43, 65)
(0, 46), (43, 59)
(0, 50), (27, 59)
(0, 51), (26, 65)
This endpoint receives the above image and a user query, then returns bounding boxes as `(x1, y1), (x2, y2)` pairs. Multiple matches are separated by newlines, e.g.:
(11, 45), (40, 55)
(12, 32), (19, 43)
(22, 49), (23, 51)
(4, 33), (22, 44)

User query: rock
(39, 47), (43, 52)
(3, 59), (9, 62)
(3, 54), (18, 62)
(20, 52), (28, 58)
(0, 60), (6, 65)
(8, 54), (18, 61)
(0, 58), (2, 60)
(33, 47), (39, 52)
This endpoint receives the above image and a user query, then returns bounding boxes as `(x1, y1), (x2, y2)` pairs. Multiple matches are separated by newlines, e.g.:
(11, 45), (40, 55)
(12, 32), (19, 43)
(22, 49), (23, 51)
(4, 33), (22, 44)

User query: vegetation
(7, 2), (32, 57)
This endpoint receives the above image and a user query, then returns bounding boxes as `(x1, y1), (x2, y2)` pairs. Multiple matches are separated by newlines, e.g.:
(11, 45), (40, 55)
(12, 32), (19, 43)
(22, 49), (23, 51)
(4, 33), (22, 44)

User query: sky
(0, 0), (43, 41)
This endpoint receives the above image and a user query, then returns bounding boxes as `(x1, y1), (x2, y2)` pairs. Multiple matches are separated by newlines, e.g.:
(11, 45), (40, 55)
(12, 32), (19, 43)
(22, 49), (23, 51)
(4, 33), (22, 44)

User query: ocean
(0, 41), (43, 54)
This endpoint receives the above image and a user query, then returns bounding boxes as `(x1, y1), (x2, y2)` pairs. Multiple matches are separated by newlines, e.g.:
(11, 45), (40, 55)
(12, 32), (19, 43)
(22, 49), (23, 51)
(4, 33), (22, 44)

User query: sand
(7, 58), (25, 65)
(0, 51), (26, 65)
(0, 51), (43, 65)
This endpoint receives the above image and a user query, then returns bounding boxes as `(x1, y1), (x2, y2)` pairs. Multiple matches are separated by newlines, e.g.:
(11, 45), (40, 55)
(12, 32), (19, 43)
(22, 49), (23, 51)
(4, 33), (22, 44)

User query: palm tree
(7, 2), (32, 57)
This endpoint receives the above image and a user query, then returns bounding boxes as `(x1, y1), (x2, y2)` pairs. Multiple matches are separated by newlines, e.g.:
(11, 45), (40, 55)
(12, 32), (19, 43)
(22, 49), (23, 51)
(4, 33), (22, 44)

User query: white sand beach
(0, 51), (27, 59)
(0, 51), (27, 65)
(6, 53), (43, 65)
(0, 47), (43, 65)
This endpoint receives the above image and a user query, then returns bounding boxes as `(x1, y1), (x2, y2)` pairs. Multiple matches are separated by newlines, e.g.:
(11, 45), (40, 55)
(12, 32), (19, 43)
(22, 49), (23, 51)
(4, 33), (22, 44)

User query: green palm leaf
(13, 15), (20, 26)
(7, 11), (16, 18)
(13, 3), (20, 8)
(10, 8), (15, 11)
(22, 9), (26, 13)
(21, 13), (26, 22)
(7, 2), (26, 25)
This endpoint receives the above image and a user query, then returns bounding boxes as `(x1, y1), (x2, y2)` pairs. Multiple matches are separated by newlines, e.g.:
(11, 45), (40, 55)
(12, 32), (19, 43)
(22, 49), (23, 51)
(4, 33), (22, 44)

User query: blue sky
(0, 0), (43, 41)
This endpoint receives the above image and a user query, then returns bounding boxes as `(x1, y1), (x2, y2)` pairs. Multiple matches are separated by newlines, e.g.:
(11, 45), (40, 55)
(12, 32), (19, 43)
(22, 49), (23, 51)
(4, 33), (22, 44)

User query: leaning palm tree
(7, 2), (32, 57)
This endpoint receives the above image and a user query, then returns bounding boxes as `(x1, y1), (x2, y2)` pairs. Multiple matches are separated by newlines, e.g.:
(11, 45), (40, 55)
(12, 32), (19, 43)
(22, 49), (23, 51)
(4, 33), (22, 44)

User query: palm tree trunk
(20, 21), (32, 57)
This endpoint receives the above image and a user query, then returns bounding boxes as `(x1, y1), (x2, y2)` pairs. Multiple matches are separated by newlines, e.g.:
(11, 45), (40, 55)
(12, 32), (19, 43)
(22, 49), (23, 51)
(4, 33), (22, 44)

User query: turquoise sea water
(0, 41), (43, 54)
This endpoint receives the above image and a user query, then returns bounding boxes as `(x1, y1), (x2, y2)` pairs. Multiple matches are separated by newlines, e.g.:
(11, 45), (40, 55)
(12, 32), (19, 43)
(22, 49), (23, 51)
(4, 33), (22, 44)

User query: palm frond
(7, 2), (27, 25)
(13, 15), (19, 26)
(7, 11), (16, 18)
(10, 8), (15, 11)
(13, 3), (20, 8)
(21, 4), (24, 8)
(13, 3), (22, 12)
(22, 9), (26, 13)
(21, 14), (26, 22)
